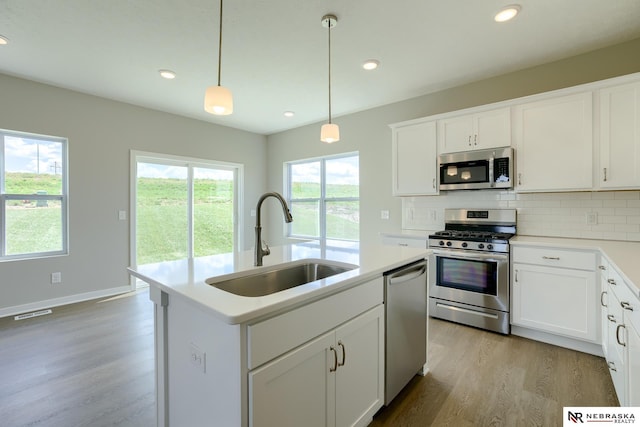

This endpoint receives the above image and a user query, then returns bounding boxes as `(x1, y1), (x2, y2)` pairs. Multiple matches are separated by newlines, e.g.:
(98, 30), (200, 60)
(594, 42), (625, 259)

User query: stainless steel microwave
(438, 147), (513, 190)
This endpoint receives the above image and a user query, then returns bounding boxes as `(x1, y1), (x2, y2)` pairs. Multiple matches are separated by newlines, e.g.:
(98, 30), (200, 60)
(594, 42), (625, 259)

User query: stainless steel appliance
(384, 259), (428, 405)
(439, 147), (513, 191)
(428, 209), (516, 334)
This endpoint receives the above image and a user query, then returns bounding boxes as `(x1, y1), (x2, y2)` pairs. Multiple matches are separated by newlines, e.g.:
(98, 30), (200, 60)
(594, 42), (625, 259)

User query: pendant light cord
(327, 19), (332, 124)
(217, 0), (224, 86)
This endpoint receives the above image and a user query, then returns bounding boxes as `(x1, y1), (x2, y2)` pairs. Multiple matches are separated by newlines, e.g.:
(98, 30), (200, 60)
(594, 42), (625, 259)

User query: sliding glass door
(132, 152), (241, 268)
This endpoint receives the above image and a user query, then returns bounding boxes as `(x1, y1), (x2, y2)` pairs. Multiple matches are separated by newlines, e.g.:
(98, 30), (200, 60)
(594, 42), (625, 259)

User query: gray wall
(265, 37), (640, 248)
(0, 73), (266, 314)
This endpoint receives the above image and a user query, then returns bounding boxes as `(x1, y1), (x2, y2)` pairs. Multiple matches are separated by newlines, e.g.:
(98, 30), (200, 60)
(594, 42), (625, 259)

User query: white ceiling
(1, 0), (640, 135)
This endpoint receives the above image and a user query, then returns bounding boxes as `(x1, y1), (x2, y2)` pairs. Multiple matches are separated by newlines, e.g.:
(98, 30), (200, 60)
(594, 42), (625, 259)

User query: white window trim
(285, 152), (359, 242)
(0, 129), (69, 261)
(129, 150), (244, 273)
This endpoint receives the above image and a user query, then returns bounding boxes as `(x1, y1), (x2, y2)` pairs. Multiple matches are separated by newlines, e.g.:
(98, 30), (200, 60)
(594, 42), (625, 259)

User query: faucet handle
(262, 240), (271, 256)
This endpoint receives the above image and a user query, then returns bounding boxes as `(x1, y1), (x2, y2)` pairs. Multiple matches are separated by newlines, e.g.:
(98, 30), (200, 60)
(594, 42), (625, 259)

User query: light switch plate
(586, 212), (598, 225)
(381, 210), (390, 220)
(190, 343), (206, 373)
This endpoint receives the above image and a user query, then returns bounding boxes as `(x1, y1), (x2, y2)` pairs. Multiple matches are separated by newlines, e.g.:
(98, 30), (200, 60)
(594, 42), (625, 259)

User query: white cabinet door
(250, 305), (384, 427)
(514, 92), (593, 192)
(439, 107), (511, 153)
(335, 305), (384, 427)
(599, 81), (640, 189)
(249, 331), (336, 427)
(391, 121), (438, 195)
(605, 284), (627, 406)
(512, 263), (597, 341)
(628, 319), (640, 406)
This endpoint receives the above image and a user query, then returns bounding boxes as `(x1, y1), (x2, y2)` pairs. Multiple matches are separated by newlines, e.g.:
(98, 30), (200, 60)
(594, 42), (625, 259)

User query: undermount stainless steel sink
(206, 260), (358, 297)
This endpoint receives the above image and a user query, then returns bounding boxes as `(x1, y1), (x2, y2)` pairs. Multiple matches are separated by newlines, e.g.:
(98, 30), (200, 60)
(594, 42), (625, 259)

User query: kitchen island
(129, 241), (428, 427)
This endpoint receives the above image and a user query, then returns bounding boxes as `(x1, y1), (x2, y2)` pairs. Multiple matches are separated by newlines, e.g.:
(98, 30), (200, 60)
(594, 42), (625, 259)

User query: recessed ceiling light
(494, 5), (521, 22)
(159, 69), (176, 79)
(284, 111), (295, 118)
(362, 59), (380, 71)
(0, 35), (8, 45)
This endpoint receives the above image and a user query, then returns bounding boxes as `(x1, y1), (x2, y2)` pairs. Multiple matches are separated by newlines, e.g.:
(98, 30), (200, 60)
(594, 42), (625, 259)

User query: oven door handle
(431, 251), (508, 262)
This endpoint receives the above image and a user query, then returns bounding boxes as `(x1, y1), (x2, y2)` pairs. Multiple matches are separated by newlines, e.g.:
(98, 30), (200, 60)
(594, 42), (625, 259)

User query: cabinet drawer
(247, 277), (383, 369)
(381, 236), (426, 248)
(608, 267), (640, 333)
(512, 246), (596, 271)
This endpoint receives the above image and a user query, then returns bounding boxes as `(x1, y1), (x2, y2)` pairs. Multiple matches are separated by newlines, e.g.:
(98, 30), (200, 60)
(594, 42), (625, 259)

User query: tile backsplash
(402, 190), (640, 242)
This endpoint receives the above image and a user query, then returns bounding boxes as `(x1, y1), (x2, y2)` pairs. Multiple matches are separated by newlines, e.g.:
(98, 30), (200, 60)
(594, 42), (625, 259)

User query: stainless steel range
(428, 208), (516, 334)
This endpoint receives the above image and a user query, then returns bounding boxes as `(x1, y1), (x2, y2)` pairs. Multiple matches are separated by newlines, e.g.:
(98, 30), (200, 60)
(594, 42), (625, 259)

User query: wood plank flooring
(0, 290), (618, 427)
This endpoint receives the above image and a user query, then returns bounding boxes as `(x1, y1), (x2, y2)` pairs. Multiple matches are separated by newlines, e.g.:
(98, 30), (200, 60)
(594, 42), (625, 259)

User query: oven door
(429, 249), (509, 312)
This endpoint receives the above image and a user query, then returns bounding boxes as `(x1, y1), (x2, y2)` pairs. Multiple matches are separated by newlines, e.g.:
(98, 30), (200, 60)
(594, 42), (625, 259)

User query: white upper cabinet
(514, 92), (593, 192)
(391, 120), (438, 196)
(438, 107), (511, 153)
(598, 81), (640, 189)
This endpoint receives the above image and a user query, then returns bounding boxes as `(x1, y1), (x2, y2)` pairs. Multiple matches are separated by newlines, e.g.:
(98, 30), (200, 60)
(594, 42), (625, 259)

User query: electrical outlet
(380, 210), (390, 220)
(190, 343), (206, 373)
(586, 212), (598, 225)
(250, 209), (256, 217)
(118, 210), (127, 220)
(51, 272), (62, 284)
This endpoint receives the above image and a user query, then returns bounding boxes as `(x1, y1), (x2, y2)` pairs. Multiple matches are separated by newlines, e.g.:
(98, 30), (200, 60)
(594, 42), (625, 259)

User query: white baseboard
(0, 285), (133, 319)
(511, 325), (604, 357)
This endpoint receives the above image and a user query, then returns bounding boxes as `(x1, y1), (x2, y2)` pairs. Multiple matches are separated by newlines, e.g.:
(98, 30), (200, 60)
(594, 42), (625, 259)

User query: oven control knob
(478, 243), (485, 249)
(461, 242), (468, 248)
(487, 244), (493, 250)
(446, 241), (452, 247)
(439, 241), (445, 246)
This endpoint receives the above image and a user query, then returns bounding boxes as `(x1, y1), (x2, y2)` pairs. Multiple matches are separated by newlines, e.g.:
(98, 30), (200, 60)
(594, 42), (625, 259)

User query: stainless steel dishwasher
(384, 259), (428, 405)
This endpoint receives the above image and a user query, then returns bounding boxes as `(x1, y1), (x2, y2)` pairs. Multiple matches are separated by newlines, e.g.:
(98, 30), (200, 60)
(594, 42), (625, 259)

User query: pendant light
(320, 14), (339, 143)
(204, 0), (233, 115)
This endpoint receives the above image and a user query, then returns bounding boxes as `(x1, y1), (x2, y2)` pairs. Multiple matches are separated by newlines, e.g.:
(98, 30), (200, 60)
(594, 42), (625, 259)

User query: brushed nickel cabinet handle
(468, 135), (472, 146)
(474, 134), (478, 146)
(518, 173), (522, 185)
(621, 301), (634, 311)
(607, 314), (616, 323)
(338, 341), (346, 367)
(598, 265), (606, 270)
(514, 270), (518, 283)
(608, 361), (617, 372)
(616, 324), (626, 347)
(600, 291), (607, 307)
(433, 178), (436, 189)
(603, 168), (607, 182)
(329, 346), (338, 372)
(608, 278), (617, 285)
(542, 256), (560, 260)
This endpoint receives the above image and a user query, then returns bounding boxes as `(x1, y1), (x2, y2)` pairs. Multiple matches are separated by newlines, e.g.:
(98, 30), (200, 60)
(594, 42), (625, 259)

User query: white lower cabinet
(598, 260), (610, 358)
(602, 263), (640, 406)
(628, 320), (640, 406)
(511, 246), (598, 342)
(249, 305), (384, 427)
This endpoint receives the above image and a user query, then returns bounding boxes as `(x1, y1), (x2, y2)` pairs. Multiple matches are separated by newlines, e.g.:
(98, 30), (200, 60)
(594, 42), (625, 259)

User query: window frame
(285, 152), (359, 242)
(0, 129), (69, 261)
(130, 150), (244, 270)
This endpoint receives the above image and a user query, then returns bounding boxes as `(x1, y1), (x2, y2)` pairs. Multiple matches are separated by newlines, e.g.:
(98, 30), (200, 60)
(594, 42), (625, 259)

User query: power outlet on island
(381, 210), (390, 220)
(51, 272), (62, 284)
(190, 343), (206, 373)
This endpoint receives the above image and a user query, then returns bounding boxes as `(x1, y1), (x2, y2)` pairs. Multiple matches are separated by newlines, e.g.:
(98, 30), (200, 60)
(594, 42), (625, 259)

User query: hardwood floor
(0, 290), (618, 427)
(371, 318), (618, 427)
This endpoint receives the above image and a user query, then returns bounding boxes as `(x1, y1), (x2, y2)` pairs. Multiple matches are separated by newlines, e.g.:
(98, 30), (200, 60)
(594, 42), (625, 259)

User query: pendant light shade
(204, 85), (233, 115)
(204, 0), (233, 116)
(320, 123), (340, 144)
(320, 14), (339, 143)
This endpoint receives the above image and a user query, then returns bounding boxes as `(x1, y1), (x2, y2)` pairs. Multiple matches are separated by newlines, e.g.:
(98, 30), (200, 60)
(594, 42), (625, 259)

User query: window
(286, 153), (359, 241)
(132, 152), (241, 266)
(0, 129), (68, 260)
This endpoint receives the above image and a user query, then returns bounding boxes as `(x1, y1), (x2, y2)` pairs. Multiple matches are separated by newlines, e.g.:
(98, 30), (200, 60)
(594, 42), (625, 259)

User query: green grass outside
(3, 173), (358, 263)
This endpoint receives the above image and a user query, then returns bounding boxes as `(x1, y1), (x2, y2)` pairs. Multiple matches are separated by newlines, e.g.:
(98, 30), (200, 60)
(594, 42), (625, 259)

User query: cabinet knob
(621, 301), (634, 312)
(329, 346), (338, 372)
(616, 324), (626, 347)
(600, 291), (607, 307)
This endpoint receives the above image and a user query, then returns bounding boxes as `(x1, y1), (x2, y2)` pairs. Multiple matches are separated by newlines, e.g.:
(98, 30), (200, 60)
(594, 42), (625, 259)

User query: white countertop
(128, 242), (428, 325)
(512, 235), (640, 298)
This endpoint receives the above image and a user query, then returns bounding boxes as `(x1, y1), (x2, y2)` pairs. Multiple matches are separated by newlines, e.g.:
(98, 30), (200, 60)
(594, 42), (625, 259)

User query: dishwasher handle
(387, 262), (427, 284)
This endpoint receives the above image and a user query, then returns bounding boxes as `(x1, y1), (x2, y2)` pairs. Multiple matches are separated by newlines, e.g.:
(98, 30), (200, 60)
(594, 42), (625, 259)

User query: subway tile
(615, 191), (640, 200)
(602, 231), (629, 241)
(615, 223), (640, 233)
